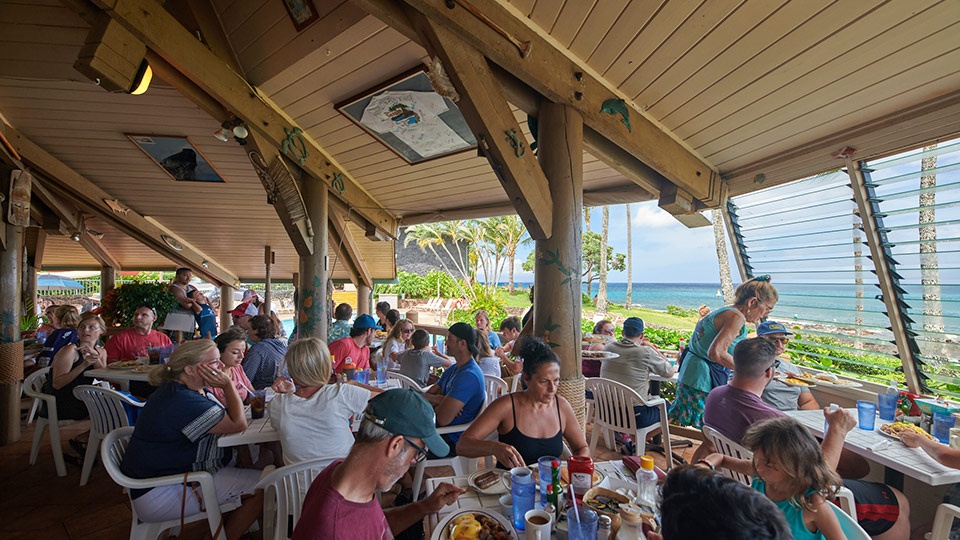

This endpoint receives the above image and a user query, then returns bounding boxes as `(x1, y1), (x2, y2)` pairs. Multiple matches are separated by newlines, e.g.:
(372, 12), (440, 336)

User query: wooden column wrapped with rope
(534, 102), (586, 427)
(0, 167), (25, 444)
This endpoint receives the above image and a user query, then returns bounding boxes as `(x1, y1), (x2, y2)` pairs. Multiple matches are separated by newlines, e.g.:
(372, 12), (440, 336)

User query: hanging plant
(105, 281), (179, 328)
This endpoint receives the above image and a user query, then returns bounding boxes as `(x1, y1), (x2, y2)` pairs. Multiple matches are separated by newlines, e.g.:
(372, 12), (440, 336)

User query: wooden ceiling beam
(0, 121), (235, 285)
(356, 0), (723, 208)
(409, 10), (552, 239)
(31, 181), (123, 269)
(81, 0), (398, 239)
(328, 206), (373, 289)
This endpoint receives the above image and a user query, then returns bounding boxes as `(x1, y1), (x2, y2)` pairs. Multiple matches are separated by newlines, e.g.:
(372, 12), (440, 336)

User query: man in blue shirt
(423, 322), (485, 454)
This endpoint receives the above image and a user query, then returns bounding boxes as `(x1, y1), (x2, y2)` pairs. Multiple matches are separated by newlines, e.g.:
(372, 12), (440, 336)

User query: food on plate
(582, 333), (611, 344)
(831, 378), (859, 386)
(448, 513), (511, 540)
(473, 470), (501, 490)
(783, 377), (813, 386)
(585, 494), (626, 515)
(881, 421), (935, 441)
(375, 330), (388, 339)
(582, 350), (613, 359)
(812, 372), (838, 383)
(109, 360), (140, 368)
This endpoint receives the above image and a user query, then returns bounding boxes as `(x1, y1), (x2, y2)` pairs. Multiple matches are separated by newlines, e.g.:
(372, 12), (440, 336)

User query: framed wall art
(335, 67), (477, 165)
(283, 0), (320, 32)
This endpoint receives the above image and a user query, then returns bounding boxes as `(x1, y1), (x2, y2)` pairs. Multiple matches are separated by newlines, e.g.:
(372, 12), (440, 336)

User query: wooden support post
(357, 284), (372, 316)
(533, 102), (585, 426)
(264, 246), (273, 314)
(0, 168), (23, 444)
(23, 228), (45, 312)
(298, 181), (329, 339)
(100, 266), (115, 299)
(220, 285), (234, 333)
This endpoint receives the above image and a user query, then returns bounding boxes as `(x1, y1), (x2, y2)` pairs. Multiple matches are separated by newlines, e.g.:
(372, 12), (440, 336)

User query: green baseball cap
(364, 389), (449, 457)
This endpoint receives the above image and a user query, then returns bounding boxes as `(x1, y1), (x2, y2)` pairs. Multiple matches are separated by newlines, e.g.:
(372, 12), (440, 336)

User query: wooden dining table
(86, 366), (151, 392)
(785, 408), (960, 488)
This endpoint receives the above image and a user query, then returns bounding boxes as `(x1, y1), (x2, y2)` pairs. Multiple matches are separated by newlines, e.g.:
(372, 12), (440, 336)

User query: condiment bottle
(343, 356), (356, 380)
(567, 456), (594, 500)
(617, 503), (646, 540)
(634, 455), (658, 512)
(598, 514), (613, 540)
(550, 459), (561, 508)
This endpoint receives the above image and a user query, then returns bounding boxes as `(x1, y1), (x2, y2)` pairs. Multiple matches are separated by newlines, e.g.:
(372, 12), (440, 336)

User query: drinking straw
(569, 484), (581, 525)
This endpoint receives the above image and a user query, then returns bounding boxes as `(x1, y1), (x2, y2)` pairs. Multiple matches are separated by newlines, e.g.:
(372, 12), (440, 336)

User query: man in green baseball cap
(293, 389), (464, 539)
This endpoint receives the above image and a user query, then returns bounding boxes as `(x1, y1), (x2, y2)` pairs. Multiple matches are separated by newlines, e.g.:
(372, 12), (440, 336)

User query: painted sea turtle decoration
(601, 98), (631, 133)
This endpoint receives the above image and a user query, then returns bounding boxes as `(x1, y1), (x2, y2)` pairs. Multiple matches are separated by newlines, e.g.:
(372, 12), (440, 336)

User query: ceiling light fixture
(161, 234), (184, 251)
(85, 229), (104, 240)
(71, 231), (82, 242)
(201, 260), (210, 269)
(217, 118), (249, 145)
(232, 125), (248, 139)
(214, 128), (232, 142)
(130, 60), (153, 95)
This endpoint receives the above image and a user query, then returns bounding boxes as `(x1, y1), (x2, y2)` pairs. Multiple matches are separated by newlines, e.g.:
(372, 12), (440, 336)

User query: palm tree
(920, 144), (943, 340)
(404, 222), (472, 298)
(625, 203), (633, 310)
(596, 206), (610, 314)
(713, 209), (735, 304)
(584, 206), (592, 232)
(486, 215), (530, 294)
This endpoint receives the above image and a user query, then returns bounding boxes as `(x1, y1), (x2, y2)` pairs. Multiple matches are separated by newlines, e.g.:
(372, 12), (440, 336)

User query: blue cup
(377, 363), (388, 385)
(933, 412), (956, 444)
(510, 467), (535, 531)
(878, 392), (899, 421)
(566, 506), (599, 540)
(537, 455), (558, 507)
(353, 369), (369, 385)
(856, 400), (877, 431)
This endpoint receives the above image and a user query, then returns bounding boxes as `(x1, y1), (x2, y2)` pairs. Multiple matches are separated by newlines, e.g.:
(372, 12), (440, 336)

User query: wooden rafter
(355, 0), (723, 207)
(328, 207), (372, 289)
(409, 10), (552, 239)
(32, 181), (121, 269)
(82, 0), (398, 238)
(0, 121), (235, 285)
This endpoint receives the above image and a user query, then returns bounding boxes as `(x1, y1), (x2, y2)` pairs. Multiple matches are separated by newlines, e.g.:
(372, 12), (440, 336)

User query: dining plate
(107, 360), (141, 370)
(468, 469), (508, 495)
(774, 376), (816, 388)
(816, 378), (863, 388)
(430, 509), (516, 540)
(581, 350), (619, 360)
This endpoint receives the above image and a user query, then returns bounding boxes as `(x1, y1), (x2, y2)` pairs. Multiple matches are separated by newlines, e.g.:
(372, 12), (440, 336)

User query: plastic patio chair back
(932, 503), (960, 540)
(72, 384), (144, 485)
(483, 374), (508, 408)
(386, 371), (426, 392)
(255, 457), (338, 540)
(832, 503), (871, 539)
(584, 377), (671, 465)
(101, 426), (237, 540)
(24, 367), (74, 477)
(701, 425), (754, 486)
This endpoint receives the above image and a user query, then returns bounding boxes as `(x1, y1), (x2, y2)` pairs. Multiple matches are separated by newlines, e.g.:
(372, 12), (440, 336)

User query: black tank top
(498, 394), (564, 467)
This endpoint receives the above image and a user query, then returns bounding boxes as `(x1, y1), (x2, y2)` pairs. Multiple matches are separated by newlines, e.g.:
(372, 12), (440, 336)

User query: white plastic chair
(255, 457), (338, 540)
(702, 425), (754, 486)
(584, 378), (672, 468)
(411, 422), (472, 501)
(703, 425), (857, 519)
(932, 503), (960, 540)
(101, 426), (238, 540)
(833, 503), (871, 539)
(483, 374), (508, 408)
(72, 384), (144, 486)
(24, 367), (76, 477)
(387, 371), (427, 392)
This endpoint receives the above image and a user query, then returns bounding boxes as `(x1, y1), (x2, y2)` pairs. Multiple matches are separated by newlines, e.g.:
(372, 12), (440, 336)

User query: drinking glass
(250, 390), (266, 420)
(511, 467), (536, 531)
(377, 363), (388, 385)
(566, 507), (599, 540)
(877, 392), (898, 421)
(856, 400), (877, 431)
(933, 412), (956, 444)
(537, 456), (558, 507)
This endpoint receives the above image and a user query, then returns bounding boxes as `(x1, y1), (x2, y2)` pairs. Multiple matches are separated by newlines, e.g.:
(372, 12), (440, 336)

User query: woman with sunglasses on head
(757, 321), (820, 412)
(381, 318), (414, 369)
(669, 276), (779, 429)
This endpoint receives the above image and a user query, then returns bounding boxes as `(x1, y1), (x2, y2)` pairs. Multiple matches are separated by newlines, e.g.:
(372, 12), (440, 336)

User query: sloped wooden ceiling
(0, 0), (395, 284)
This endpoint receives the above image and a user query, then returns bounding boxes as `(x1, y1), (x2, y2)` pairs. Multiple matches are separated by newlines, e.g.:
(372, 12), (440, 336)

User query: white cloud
(630, 202), (683, 228)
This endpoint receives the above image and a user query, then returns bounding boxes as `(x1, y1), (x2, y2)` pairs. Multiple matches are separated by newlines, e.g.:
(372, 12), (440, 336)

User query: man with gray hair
(601, 317), (675, 429)
(293, 389), (464, 539)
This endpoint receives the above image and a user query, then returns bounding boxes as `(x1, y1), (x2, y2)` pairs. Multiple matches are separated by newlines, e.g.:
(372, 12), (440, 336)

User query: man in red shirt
(328, 314), (378, 374)
(293, 389), (463, 539)
(105, 305), (172, 362)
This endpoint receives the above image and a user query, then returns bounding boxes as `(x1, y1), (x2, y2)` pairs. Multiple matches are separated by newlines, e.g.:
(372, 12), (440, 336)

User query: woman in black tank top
(454, 338), (590, 468)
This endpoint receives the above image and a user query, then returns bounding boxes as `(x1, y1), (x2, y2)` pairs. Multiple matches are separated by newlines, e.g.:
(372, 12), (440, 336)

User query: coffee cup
(524, 509), (553, 539)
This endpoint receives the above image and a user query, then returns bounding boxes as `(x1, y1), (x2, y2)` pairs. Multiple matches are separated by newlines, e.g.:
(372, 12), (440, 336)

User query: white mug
(524, 508), (553, 540)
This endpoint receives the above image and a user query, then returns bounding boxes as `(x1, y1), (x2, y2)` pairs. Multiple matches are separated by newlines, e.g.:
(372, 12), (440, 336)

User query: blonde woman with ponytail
(669, 276), (779, 429)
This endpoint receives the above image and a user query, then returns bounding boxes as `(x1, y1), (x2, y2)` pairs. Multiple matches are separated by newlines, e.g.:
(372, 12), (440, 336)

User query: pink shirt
(327, 337), (370, 374)
(105, 328), (172, 361)
(210, 364), (253, 404)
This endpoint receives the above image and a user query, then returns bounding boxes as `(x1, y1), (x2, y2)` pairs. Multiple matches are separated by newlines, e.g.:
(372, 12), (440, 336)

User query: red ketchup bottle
(567, 456), (594, 501)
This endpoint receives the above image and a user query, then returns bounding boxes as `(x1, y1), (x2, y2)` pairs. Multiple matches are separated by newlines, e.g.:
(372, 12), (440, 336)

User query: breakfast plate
(468, 469), (507, 495)
(430, 509), (516, 540)
(774, 375), (816, 388)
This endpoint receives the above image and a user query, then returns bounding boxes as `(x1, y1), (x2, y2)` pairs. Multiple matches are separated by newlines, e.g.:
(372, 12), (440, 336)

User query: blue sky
(508, 201), (735, 284)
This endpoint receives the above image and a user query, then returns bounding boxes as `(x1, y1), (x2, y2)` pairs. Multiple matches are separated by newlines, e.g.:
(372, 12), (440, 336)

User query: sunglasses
(402, 328), (414, 334)
(404, 437), (428, 463)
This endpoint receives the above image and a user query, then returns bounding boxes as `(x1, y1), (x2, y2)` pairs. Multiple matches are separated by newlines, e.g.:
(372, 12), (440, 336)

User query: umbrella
(37, 274), (85, 291)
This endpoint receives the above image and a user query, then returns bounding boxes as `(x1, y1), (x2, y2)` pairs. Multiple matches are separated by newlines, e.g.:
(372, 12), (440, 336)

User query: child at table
(700, 417), (845, 540)
(900, 430), (960, 539)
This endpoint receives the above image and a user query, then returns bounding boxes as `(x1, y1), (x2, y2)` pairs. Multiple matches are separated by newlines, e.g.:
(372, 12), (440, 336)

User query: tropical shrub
(788, 332), (905, 386)
(103, 282), (179, 328)
(666, 304), (697, 318)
